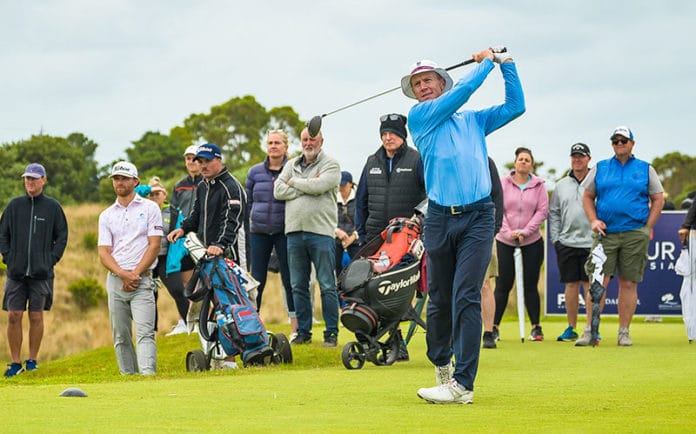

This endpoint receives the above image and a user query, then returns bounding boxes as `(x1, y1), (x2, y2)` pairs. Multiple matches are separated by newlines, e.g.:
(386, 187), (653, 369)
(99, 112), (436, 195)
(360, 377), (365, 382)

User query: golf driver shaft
(320, 58), (476, 118)
(307, 46), (507, 136)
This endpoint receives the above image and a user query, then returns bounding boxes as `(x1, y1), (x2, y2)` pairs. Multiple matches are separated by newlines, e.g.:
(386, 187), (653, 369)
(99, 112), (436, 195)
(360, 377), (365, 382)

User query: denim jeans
(287, 232), (338, 339)
(250, 232), (294, 315)
(424, 199), (494, 391)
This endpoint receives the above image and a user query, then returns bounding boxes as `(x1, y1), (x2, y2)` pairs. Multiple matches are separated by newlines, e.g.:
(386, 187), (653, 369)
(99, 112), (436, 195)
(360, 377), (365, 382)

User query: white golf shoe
(417, 378), (474, 404)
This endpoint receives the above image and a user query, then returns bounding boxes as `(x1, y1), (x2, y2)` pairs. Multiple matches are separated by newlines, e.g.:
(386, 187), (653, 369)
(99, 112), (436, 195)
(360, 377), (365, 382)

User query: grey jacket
(273, 150), (340, 238)
(549, 170), (592, 248)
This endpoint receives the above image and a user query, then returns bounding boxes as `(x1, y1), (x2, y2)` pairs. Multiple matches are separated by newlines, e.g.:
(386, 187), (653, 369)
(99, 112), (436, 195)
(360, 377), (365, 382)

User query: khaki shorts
(585, 227), (650, 283)
(485, 241), (498, 279)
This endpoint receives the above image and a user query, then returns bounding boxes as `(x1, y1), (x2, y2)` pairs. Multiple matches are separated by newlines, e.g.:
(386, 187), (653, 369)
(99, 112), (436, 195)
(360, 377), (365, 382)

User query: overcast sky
(1, 1), (694, 185)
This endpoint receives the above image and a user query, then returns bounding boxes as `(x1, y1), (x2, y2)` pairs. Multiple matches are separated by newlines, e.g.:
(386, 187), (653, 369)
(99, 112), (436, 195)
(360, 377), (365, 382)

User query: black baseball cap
(570, 143), (591, 156)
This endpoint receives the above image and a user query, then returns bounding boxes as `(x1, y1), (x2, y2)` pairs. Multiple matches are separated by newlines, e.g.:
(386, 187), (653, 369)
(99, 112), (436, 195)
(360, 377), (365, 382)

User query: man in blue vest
(582, 126), (664, 346)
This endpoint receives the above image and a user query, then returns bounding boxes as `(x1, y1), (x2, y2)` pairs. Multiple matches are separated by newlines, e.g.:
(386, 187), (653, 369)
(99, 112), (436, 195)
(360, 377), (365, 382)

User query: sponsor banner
(546, 211), (686, 316)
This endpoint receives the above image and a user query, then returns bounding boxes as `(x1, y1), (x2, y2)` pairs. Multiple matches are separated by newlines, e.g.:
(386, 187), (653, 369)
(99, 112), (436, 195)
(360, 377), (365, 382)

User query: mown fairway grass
(2, 317), (696, 433)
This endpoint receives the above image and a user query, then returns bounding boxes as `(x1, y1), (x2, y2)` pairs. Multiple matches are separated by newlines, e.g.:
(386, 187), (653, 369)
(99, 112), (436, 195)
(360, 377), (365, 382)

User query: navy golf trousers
(424, 198), (494, 391)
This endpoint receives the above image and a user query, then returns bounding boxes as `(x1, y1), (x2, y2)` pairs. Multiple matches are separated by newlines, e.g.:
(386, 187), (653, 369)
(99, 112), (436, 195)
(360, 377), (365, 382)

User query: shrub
(81, 232), (98, 251)
(67, 277), (106, 311)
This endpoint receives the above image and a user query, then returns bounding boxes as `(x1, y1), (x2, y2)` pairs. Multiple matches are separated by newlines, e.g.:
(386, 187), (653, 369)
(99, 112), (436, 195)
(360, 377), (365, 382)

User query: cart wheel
(186, 350), (209, 372)
(272, 333), (293, 364)
(341, 341), (366, 370)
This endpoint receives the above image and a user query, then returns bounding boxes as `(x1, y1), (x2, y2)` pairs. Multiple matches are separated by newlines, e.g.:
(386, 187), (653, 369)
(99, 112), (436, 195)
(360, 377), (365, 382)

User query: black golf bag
(337, 216), (426, 369)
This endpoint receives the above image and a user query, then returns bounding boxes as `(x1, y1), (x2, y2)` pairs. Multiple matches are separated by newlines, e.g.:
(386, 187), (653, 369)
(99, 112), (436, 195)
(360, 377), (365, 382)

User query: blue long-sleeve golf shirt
(408, 59), (525, 206)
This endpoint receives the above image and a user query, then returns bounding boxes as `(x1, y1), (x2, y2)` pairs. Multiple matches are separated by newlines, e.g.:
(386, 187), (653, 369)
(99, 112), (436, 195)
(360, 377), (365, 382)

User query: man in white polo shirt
(98, 161), (163, 375)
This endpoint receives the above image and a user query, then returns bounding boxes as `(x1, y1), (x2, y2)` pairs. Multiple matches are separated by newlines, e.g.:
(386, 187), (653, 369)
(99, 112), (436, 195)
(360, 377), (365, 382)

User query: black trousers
(494, 238), (544, 326)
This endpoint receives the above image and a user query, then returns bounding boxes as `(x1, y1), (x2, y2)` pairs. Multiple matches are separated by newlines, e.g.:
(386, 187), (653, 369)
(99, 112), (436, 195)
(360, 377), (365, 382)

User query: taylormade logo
(377, 271), (420, 296)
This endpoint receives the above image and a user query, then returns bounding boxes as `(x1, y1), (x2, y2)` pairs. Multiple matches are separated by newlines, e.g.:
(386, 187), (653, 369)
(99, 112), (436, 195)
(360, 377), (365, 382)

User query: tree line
(0, 95), (305, 209)
(0, 94), (694, 209)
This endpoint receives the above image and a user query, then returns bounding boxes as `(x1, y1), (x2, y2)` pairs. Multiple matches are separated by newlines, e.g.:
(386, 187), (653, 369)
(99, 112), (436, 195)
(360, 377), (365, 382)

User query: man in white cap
(402, 48), (525, 404)
(98, 161), (163, 375)
(166, 145), (203, 334)
(171, 145), (203, 220)
(1, 163), (68, 378)
(581, 126), (664, 346)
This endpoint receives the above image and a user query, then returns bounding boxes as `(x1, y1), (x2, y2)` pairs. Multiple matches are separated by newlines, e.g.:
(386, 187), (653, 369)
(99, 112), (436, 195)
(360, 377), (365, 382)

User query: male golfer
(403, 48), (525, 404)
(99, 162), (162, 375)
(582, 126), (664, 346)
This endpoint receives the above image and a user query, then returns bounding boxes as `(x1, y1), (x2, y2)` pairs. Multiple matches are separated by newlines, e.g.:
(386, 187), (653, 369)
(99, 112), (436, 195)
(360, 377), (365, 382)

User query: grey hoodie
(549, 170), (593, 248)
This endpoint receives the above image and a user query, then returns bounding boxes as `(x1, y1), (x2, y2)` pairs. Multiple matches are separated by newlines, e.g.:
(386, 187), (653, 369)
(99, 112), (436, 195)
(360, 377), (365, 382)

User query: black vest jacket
(364, 145), (425, 239)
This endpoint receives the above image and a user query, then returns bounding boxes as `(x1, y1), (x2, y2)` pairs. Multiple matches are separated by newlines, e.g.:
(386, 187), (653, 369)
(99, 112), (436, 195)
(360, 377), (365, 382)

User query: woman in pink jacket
(493, 147), (548, 341)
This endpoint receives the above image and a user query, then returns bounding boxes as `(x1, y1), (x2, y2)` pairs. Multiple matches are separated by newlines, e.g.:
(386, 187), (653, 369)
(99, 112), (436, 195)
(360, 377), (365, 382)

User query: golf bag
(188, 255), (275, 366)
(337, 215), (426, 369)
(182, 234), (291, 372)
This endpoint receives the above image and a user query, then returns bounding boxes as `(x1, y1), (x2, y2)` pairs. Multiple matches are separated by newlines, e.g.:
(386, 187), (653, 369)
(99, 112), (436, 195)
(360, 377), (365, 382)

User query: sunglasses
(611, 138), (630, 145)
(380, 114), (406, 123)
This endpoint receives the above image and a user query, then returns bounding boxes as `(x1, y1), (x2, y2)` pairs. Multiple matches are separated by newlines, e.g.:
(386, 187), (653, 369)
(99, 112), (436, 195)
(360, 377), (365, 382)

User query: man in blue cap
(1, 163), (69, 377)
(168, 143), (248, 266)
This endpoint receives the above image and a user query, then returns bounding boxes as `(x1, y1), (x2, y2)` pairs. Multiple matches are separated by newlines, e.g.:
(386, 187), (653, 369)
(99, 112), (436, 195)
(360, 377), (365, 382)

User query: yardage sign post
(545, 211), (686, 316)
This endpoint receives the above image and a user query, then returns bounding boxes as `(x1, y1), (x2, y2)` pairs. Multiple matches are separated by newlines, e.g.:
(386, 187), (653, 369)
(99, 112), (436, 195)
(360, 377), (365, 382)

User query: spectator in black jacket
(0, 163), (68, 377)
(170, 145), (203, 287)
(354, 114), (425, 244)
(335, 171), (359, 276)
(168, 143), (247, 266)
(354, 114), (426, 361)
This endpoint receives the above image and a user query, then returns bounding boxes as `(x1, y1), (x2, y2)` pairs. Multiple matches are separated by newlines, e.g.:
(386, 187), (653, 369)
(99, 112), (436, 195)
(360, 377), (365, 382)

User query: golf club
(306, 46), (508, 137)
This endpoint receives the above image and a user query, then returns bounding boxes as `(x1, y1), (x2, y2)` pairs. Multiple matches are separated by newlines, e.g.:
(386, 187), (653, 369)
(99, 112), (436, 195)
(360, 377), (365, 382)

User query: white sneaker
(220, 361), (239, 370)
(618, 328), (633, 346)
(435, 362), (453, 385)
(210, 359), (239, 370)
(417, 378), (474, 404)
(166, 320), (188, 336)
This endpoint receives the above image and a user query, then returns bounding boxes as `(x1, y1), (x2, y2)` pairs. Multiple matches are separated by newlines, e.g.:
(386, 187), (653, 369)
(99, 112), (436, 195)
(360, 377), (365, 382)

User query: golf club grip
(445, 58), (476, 71)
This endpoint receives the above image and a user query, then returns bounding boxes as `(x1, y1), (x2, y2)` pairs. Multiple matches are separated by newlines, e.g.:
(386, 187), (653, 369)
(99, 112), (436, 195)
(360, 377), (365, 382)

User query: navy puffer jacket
(245, 157), (287, 234)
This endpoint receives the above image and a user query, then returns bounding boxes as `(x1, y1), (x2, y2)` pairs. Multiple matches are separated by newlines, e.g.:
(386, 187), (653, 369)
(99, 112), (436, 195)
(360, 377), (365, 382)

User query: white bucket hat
(400, 59), (453, 99)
